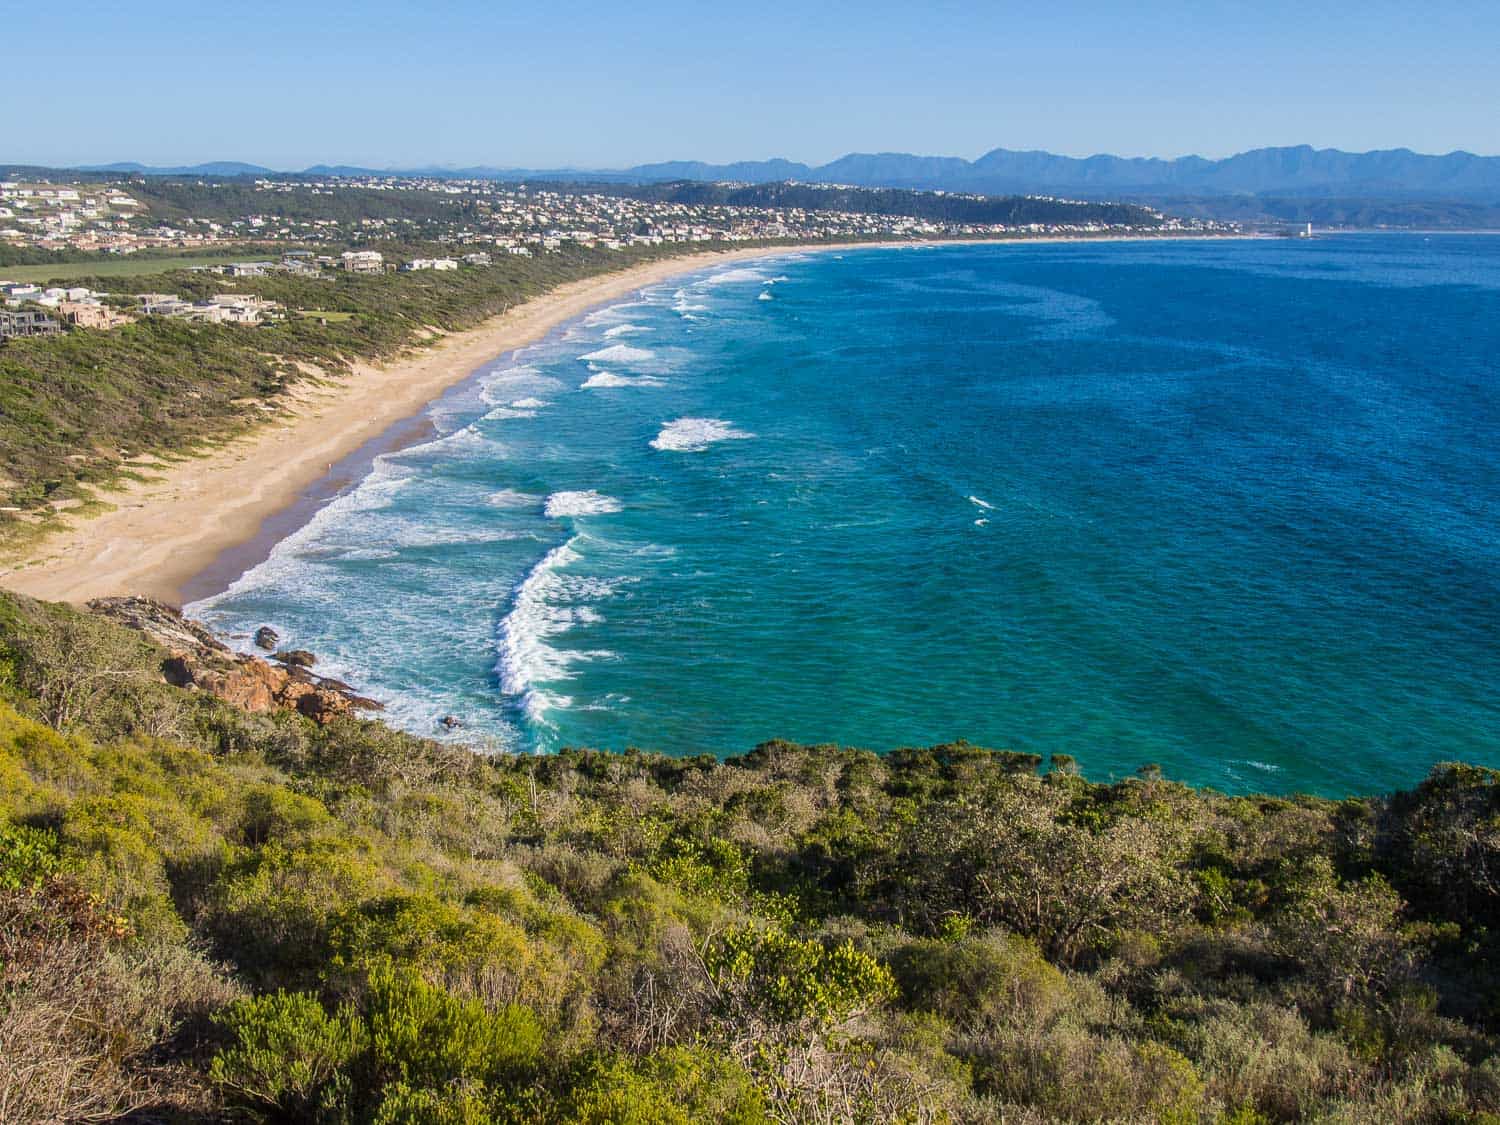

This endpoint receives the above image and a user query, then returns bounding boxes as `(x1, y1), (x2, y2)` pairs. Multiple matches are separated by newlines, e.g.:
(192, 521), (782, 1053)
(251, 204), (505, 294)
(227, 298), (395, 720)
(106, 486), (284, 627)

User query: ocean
(188, 235), (1500, 795)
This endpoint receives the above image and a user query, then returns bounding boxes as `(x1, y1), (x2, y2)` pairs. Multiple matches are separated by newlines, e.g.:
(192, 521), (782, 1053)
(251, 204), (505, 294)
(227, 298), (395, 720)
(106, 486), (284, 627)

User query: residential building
(340, 250), (384, 273)
(0, 309), (62, 339)
(57, 301), (131, 329)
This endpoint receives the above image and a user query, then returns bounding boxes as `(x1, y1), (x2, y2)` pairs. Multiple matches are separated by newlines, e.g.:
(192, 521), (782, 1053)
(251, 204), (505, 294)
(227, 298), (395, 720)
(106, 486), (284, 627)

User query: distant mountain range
(70, 145), (1500, 201)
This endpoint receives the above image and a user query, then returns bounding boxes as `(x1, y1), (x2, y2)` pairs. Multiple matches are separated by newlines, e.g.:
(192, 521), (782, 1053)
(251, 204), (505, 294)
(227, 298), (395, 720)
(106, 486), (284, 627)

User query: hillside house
(57, 301), (131, 329)
(340, 250), (384, 273)
(0, 309), (62, 339)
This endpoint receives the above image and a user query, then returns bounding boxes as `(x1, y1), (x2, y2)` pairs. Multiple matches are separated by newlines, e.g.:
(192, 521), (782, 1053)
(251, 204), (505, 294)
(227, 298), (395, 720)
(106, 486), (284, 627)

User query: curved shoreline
(0, 235), (1252, 605)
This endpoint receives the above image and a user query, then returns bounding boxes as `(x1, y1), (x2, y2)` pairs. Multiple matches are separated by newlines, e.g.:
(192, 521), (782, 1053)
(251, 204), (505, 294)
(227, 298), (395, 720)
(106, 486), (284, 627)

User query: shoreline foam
(0, 234), (1256, 606)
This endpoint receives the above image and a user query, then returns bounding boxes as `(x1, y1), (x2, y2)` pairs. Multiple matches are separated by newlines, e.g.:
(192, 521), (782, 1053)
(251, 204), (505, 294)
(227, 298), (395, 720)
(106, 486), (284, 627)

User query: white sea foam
(581, 369), (664, 389)
(603, 323), (652, 338)
(544, 490), (623, 518)
(487, 488), (542, 509)
(650, 417), (756, 453)
(494, 538), (622, 727)
(188, 463), (414, 610)
(393, 424), (504, 461)
(701, 266), (769, 286)
(579, 343), (656, 365)
(510, 396), (550, 409)
(968, 495), (996, 510)
(671, 288), (709, 316)
(480, 366), (565, 405)
(386, 527), (531, 550)
(974, 518), (989, 527)
(582, 301), (648, 327)
(484, 406), (537, 420)
(758, 291), (773, 301)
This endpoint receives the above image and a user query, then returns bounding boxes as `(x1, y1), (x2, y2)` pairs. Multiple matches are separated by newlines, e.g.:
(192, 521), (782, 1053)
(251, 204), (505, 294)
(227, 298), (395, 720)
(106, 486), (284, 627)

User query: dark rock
(440, 714), (462, 730)
(274, 649), (317, 668)
(162, 656), (195, 687)
(350, 696), (386, 712)
(253, 625), (280, 651)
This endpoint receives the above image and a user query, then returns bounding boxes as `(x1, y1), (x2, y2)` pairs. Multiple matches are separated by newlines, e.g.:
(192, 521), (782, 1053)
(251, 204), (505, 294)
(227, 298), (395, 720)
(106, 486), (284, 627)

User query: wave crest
(580, 343), (656, 365)
(650, 417), (756, 453)
(582, 369), (665, 389)
(544, 490), (623, 518)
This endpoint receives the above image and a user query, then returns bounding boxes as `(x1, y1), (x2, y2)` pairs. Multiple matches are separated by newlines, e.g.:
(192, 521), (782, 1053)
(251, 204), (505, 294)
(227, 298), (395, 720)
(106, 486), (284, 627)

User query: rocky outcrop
(87, 597), (383, 725)
(253, 625), (279, 651)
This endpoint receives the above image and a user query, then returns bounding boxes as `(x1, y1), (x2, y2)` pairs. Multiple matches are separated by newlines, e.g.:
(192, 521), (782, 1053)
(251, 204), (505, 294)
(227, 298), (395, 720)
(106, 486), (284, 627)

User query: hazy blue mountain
(628, 157), (812, 182)
(618, 145), (1500, 200)
(37, 146), (1500, 210)
(78, 161), (275, 176)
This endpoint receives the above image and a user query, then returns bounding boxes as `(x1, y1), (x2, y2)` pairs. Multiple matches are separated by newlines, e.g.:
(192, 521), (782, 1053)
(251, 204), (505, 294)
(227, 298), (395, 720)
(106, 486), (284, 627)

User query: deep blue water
(190, 236), (1500, 795)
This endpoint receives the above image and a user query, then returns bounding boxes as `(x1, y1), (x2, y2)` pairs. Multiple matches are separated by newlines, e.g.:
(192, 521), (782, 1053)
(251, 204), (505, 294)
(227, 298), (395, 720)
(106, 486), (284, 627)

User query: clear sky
(7, 0), (1496, 169)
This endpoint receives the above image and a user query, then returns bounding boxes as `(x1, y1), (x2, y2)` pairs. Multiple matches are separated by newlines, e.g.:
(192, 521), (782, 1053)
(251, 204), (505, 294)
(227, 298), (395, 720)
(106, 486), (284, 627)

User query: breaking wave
(579, 344), (656, 365)
(544, 490), (623, 518)
(494, 538), (623, 732)
(581, 369), (665, 389)
(650, 417), (757, 452)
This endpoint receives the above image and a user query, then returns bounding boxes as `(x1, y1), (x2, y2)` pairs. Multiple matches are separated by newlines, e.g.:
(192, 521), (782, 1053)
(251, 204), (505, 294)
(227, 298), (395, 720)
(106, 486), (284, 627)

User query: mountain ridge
(60, 144), (1500, 200)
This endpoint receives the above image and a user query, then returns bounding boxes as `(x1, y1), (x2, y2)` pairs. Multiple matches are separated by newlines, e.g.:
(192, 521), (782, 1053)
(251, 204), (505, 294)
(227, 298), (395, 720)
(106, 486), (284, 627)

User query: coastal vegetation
(1, 591), (1498, 1122)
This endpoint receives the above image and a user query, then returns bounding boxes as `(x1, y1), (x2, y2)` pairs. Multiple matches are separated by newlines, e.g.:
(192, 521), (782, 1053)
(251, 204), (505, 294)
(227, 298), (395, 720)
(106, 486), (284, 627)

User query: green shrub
(890, 929), (1070, 1028)
(706, 925), (896, 1029)
(562, 1046), (768, 1125)
(365, 960), (544, 1091)
(211, 990), (367, 1121)
(0, 819), (66, 890)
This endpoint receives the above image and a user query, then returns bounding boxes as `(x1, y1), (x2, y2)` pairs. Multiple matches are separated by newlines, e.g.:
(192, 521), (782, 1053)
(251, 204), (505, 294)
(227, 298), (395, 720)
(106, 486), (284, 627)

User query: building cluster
(0, 282), (133, 328)
(132, 292), (283, 325)
(259, 176), (1237, 248)
(0, 181), (143, 252)
(2, 173), (1239, 262)
(0, 276), (283, 332)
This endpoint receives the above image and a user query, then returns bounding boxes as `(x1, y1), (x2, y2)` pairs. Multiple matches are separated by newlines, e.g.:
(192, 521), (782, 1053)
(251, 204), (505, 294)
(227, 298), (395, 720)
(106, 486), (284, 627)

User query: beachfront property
(0, 309), (63, 339)
(1, 283), (45, 307)
(0, 281), (135, 329)
(57, 300), (133, 329)
(134, 292), (283, 325)
(398, 257), (460, 272)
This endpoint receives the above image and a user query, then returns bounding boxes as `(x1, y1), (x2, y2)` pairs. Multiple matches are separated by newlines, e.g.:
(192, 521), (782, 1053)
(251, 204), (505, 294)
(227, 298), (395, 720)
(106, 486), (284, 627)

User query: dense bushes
(1, 591), (1499, 1120)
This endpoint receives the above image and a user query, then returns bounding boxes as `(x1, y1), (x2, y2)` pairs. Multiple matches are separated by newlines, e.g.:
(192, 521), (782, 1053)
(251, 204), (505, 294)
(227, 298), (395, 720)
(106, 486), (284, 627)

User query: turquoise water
(190, 236), (1500, 795)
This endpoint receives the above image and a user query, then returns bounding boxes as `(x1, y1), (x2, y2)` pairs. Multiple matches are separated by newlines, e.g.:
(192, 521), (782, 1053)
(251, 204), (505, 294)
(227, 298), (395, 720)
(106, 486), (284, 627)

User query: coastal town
(0, 173), (1239, 340)
(2, 172), (1236, 257)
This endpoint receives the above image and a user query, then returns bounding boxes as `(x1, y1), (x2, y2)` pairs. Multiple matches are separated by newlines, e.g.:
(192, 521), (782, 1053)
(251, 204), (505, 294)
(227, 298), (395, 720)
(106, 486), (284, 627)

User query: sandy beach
(0, 235), (1249, 606)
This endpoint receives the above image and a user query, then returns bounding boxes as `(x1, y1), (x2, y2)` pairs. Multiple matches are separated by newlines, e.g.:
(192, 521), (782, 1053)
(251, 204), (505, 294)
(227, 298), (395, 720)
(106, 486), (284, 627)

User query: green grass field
(0, 253), (257, 283)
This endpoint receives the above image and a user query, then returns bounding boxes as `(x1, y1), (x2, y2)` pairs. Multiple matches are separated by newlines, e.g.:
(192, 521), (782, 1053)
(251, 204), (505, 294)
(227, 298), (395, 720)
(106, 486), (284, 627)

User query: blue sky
(7, 0), (1496, 169)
